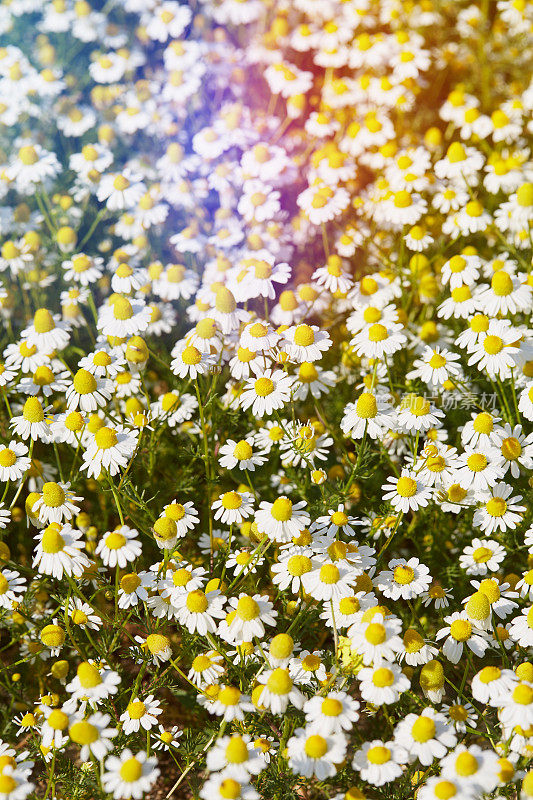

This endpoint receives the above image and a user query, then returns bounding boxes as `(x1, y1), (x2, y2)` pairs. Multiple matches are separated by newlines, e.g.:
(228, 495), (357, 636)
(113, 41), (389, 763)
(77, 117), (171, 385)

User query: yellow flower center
(286, 555), (312, 576)
(501, 436), (521, 460)
(236, 596), (259, 620)
(186, 590), (208, 613)
(304, 734), (328, 758)
(112, 297), (133, 320)
(219, 778), (241, 799)
(513, 685), (533, 705)
(266, 668), (292, 695)
(486, 497), (507, 517)
(465, 591), (490, 620)
(225, 736), (249, 764)
(165, 503), (185, 521)
(319, 564), (340, 584)
(467, 453), (487, 471)
(0, 449), (16, 467)
(271, 497), (293, 521)
(478, 666), (501, 684)
(222, 491), (242, 510)
(394, 565), (415, 584)
(69, 721), (98, 745)
(120, 757), (143, 782)
(41, 524), (65, 554)
(218, 687), (241, 706)
(322, 698), (343, 716)
(181, 346), (202, 365)
(254, 377), (274, 397)
(42, 482), (65, 508)
(23, 397), (45, 423)
(396, 476), (417, 497)
(367, 745), (390, 764)
(368, 323), (388, 342)
(412, 716), (436, 742)
(77, 662), (102, 688)
(233, 440), (253, 461)
(127, 700), (146, 720)
(293, 324), (315, 346)
(434, 781), (458, 800)
(365, 622), (386, 645)
(121, 573), (141, 593)
(455, 752), (479, 777)
(94, 427), (118, 450)
(47, 709), (69, 730)
(483, 335), (503, 355)
(105, 532), (126, 550)
(249, 322), (267, 338)
(450, 619), (472, 641)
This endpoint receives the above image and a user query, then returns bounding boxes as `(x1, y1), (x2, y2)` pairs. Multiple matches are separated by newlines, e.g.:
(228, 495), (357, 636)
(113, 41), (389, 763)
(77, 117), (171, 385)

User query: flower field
(0, 0), (532, 798)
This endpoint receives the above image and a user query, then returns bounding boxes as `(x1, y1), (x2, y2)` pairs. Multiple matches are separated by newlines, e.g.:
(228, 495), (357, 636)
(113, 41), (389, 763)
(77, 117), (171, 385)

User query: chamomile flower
(212, 491), (254, 525)
(102, 750), (159, 799)
(352, 739), (408, 786)
(95, 526), (142, 568)
(255, 498), (310, 543)
(287, 727), (347, 779)
(33, 523), (90, 579)
(381, 470), (432, 513)
(0, 440), (31, 481)
(120, 695), (162, 735)
(436, 611), (490, 663)
(219, 438), (267, 472)
(68, 712), (117, 762)
(376, 557), (431, 600)
(473, 483), (525, 533)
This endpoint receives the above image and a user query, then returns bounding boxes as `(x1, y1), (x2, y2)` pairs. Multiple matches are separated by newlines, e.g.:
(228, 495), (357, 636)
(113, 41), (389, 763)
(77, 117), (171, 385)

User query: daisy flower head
(95, 526), (142, 568)
(303, 691), (360, 735)
(66, 660), (121, 705)
(0, 440), (31, 481)
(282, 323), (332, 363)
(225, 593), (277, 643)
(171, 342), (216, 379)
(0, 568), (26, 609)
(255, 498), (310, 543)
(68, 711), (117, 762)
(406, 346), (462, 387)
(212, 491), (254, 525)
(348, 612), (403, 666)
(206, 733), (266, 780)
(218, 438), (267, 472)
(381, 470), (433, 513)
(341, 391), (394, 440)
(256, 668), (305, 715)
(31, 481), (81, 525)
(160, 500), (199, 538)
(240, 369), (293, 416)
(287, 726), (347, 779)
(102, 749), (159, 799)
(396, 393), (445, 433)
(65, 368), (113, 412)
(81, 424), (138, 479)
(33, 523), (90, 579)
(473, 483), (525, 534)
(120, 695), (162, 735)
(376, 557), (432, 600)
(301, 556), (357, 602)
(207, 685), (255, 723)
(436, 611), (490, 663)
(439, 744), (499, 794)
(352, 739), (408, 786)
(175, 588), (226, 635)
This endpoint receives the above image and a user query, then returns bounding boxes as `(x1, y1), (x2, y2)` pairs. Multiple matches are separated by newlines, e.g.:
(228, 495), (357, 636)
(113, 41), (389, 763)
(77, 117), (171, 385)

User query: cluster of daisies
(0, 0), (532, 799)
